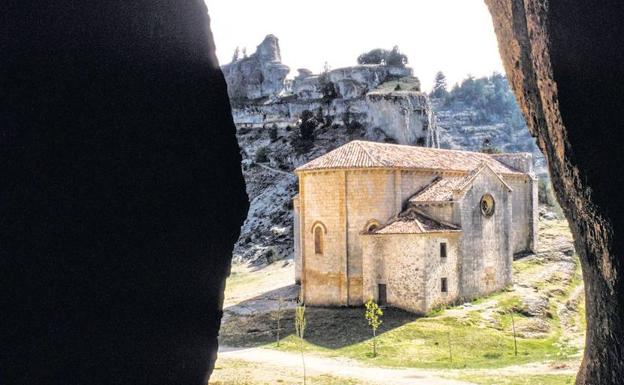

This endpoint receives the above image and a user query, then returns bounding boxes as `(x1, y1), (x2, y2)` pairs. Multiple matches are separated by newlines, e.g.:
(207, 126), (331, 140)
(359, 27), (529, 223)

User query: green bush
(269, 124), (278, 141)
(255, 146), (270, 163)
(357, 46), (408, 67)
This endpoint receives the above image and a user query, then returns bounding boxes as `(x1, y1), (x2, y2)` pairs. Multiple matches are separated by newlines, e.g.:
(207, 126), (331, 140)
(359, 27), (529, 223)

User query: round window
(480, 194), (495, 217)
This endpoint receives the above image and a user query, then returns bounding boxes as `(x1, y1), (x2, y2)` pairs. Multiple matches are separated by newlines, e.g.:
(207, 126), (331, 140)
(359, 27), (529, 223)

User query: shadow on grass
(220, 284), (420, 350)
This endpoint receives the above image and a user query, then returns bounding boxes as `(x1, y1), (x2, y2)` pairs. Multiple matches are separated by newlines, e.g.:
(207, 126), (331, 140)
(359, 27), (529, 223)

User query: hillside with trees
(430, 72), (546, 175)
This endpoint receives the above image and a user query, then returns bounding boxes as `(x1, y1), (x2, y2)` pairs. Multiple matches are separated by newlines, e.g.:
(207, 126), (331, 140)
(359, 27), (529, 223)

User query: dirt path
(219, 346), (470, 385)
(218, 345), (578, 385)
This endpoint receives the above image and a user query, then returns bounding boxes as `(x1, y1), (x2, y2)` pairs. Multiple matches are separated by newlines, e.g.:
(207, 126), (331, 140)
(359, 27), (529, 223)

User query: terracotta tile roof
(295, 140), (524, 175)
(372, 208), (461, 235)
(409, 175), (471, 203)
(409, 163), (513, 204)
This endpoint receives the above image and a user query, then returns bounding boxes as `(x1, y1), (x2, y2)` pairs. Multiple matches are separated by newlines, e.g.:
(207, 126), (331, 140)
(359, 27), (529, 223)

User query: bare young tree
(364, 298), (383, 357)
(447, 330), (453, 364)
(510, 310), (518, 357)
(295, 295), (307, 384)
(275, 296), (284, 347)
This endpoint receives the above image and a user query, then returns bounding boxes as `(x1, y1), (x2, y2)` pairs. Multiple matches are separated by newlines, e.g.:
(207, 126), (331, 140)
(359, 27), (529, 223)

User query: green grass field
(452, 374), (575, 385)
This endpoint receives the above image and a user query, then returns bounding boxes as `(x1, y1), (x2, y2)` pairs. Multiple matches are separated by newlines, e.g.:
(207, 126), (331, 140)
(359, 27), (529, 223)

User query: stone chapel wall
(458, 169), (513, 299)
(300, 171), (347, 305)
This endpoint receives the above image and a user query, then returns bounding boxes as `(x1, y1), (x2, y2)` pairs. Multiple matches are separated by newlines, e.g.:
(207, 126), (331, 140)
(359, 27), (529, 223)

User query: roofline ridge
(353, 141), (521, 173)
(354, 140), (378, 166)
(480, 162), (514, 192)
(359, 139), (521, 157)
(296, 140), (527, 175)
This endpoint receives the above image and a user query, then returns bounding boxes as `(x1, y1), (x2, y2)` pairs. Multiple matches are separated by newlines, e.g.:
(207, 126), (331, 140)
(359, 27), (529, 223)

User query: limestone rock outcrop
(329, 65), (413, 99)
(292, 75), (323, 99)
(222, 36), (433, 146)
(222, 35), (290, 100)
(367, 90), (438, 147)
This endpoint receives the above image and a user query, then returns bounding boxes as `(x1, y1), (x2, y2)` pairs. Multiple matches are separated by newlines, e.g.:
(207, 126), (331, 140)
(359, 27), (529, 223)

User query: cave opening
(206, 1), (596, 384)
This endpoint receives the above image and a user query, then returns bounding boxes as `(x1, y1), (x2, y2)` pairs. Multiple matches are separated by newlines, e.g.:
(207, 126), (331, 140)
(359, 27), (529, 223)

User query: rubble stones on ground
(515, 317), (551, 338)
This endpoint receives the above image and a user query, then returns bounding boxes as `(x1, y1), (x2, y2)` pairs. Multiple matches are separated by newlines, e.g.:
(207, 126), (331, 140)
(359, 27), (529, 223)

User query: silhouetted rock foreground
(2, 1), (247, 385)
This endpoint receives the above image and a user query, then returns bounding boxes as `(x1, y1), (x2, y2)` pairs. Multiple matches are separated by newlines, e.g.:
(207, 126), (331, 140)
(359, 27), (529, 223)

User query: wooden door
(378, 284), (387, 306)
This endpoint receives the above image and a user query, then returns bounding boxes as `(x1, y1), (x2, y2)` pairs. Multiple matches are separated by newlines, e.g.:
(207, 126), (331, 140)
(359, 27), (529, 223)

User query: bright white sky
(205, 0), (504, 92)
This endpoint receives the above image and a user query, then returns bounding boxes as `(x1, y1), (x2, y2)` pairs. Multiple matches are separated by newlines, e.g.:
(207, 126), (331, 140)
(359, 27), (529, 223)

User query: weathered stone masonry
(295, 140), (537, 313)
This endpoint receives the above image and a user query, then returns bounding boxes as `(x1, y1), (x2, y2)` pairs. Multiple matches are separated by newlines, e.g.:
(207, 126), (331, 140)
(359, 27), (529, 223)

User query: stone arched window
(480, 193), (496, 217)
(311, 222), (327, 255)
(363, 219), (381, 233)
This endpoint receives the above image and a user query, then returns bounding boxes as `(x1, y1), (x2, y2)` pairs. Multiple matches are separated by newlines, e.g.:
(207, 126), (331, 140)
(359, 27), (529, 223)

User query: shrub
(342, 111), (364, 134)
(238, 126), (252, 135)
(269, 124), (278, 141)
(291, 110), (318, 154)
(299, 110), (317, 142)
(386, 45), (408, 66)
(357, 48), (388, 65)
(255, 146), (270, 163)
(357, 46), (408, 67)
(538, 176), (558, 206)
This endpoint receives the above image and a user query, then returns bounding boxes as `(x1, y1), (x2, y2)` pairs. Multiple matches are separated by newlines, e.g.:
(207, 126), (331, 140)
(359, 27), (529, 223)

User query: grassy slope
(265, 218), (583, 369)
(220, 216), (585, 378)
(224, 261), (294, 307)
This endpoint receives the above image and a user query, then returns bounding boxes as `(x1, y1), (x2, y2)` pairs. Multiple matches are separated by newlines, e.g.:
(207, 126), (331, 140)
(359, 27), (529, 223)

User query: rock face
(222, 35), (290, 100)
(328, 65), (413, 99)
(4, 2), (248, 385)
(486, 1), (624, 383)
(292, 74), (323, 99)
(433, 98), (547, 175)
(223, 36), (433, 145)
(367, 91), (439, 147)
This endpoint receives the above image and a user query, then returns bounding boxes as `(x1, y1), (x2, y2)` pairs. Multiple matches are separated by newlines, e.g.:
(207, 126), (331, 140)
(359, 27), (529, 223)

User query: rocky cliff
(222, 35), (290, 100)
(224, 36), (436, 147)
(433, 97), (547, 175)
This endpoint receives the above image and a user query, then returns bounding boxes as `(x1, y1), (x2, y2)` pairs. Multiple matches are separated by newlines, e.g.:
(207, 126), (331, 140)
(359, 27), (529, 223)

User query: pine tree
(431, 71), (449, 99)
(231, 46), (240, 63)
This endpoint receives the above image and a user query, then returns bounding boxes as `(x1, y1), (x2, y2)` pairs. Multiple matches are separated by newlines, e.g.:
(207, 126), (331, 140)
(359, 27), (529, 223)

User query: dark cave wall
(485, 1), (624, 384)
(2, 1), (248, 384)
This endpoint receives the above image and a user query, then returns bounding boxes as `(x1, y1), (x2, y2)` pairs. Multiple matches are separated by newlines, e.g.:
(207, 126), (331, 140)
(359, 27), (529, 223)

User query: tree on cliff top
(231, 46), (240, 63)
(357, 46), (408, 67)
(431, 71), (449, 99)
